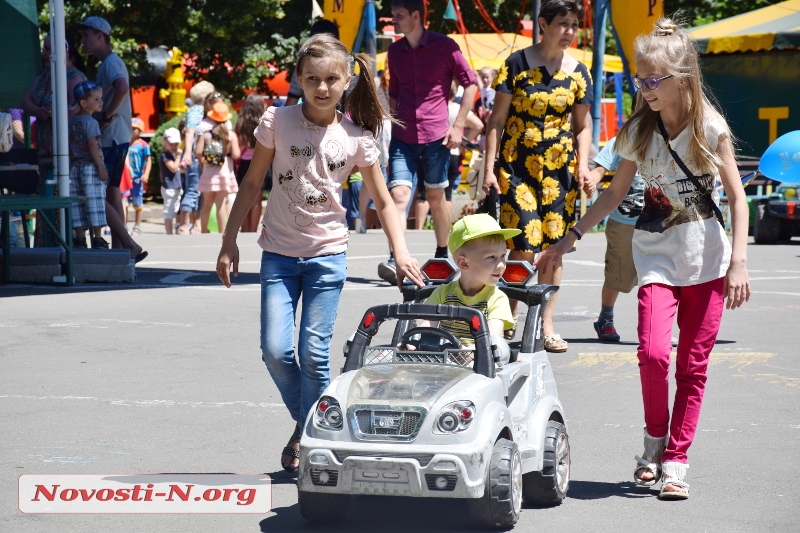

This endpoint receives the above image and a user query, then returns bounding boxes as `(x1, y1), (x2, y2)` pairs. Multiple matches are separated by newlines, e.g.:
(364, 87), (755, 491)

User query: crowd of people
(2, 0), (753, 502)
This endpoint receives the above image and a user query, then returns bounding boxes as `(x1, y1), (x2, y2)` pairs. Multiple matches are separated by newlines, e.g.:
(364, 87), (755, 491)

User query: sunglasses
(632, 74), (674, 90)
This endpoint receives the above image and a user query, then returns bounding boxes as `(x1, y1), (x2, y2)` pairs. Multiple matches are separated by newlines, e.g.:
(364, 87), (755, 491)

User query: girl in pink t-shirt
(216, 34), (424, 472)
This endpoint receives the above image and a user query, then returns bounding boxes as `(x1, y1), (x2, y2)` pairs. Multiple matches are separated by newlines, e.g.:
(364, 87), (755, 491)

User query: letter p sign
(648, 0), (657, 17)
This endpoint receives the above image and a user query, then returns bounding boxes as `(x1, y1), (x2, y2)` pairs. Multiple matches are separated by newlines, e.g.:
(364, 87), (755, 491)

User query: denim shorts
(388, 137), (450, 191)
(102, 142), (130, 188)
(131, 177), (144, 207)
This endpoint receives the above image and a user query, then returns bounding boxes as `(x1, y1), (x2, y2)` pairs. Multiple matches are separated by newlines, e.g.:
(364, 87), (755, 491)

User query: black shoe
(91, 237), (110, 249)
(377, 258), (397, 286)
(72, 236), (88, 248)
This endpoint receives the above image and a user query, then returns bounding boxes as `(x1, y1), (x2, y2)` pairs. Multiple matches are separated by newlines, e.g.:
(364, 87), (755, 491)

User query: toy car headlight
(435, 401), (475, 434)
(314, 396), (343, 431)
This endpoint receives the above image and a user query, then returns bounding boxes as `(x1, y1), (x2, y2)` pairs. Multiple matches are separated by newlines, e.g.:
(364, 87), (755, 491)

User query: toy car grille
(425, 474), (458, 491)
(333, 451), (434, 467)
(364, 347), (475, 368)
(310, 469), (338, 486)
(355, 409), (421, 436)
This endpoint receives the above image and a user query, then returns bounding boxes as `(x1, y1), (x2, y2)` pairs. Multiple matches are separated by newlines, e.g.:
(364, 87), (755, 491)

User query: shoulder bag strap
(656, 116), (724, 226)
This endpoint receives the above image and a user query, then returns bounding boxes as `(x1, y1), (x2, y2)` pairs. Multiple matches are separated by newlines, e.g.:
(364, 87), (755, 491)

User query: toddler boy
(127, 117), (151, 235)
(160, 127), (183, 234)
(68, 81), (109, 248)
(420, 214), (520, 363)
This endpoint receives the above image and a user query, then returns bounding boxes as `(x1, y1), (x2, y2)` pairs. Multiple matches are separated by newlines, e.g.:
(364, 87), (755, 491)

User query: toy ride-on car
(297, 260), (570, 528)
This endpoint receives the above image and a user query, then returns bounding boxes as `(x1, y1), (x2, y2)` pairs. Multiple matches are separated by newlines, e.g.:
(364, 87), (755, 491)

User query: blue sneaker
(594, 318), (621, 342)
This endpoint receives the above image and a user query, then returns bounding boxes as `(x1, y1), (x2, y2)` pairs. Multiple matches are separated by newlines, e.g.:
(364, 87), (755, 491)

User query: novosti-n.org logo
(19, 474), (271, 513)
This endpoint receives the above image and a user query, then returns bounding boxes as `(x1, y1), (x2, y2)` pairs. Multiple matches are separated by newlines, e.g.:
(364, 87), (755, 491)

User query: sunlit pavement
(2, 222), (798, 531)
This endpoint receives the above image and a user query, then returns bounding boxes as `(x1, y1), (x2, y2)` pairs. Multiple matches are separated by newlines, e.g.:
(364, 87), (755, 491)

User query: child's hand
(216, 240), (239, 288)
(393, 252), (424, 289)
(724, 261), (750, 310)
(98, 166), (109, 182)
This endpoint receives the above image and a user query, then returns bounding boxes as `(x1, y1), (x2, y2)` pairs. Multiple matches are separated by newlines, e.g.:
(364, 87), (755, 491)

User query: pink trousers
(637, 278), (724, 463)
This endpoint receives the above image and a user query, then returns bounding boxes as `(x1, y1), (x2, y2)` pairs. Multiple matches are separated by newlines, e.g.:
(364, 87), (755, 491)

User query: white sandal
(633, 429), (667, 487)
(659, 462), (689, 500)
(542, 333), (568, 353)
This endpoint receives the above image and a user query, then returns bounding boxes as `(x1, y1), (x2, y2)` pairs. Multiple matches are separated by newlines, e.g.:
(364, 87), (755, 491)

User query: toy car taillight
(314, 396), (343, 431)
(421, 258), (458, 283)
(501, 260), (535, 286)
(434, 401), (475, 434)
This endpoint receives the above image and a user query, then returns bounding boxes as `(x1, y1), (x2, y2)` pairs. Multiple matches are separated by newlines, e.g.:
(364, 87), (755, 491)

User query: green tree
(37, 0), (309, 97)
(663, 0), (776, 26)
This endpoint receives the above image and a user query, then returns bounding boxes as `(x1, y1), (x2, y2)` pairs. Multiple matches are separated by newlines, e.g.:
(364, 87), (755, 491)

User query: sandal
(176, 224), (190, 235)
(189, 223), (201, 234)
(503, 315), (518, 340)
(634, 429), (667, 487)
(659, 462), (689, 500)
(542, 333), (568, 353)
(130, 226), (141, 236)
(281, 423), (302, 472)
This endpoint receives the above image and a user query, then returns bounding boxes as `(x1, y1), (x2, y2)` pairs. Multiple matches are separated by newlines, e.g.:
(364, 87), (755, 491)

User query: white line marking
(751, 291), (800, 297)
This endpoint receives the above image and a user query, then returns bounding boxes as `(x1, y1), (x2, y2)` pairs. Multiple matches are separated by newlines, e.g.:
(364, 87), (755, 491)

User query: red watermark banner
(19, 474), (271, 513)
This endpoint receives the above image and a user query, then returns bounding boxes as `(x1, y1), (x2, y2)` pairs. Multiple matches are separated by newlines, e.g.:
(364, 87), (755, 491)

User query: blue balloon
(760, 131), (800, 182)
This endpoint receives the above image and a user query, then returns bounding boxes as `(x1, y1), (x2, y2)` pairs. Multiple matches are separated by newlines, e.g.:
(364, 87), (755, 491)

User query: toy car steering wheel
(400, 327), (462, 352)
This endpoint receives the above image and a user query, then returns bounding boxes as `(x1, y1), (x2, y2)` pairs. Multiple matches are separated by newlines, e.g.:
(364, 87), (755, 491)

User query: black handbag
(656, 116), (725, 227)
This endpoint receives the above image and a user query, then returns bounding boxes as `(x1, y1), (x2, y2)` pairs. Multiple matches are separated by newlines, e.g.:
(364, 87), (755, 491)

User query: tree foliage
(37, 0), (309, 97)
(663, 0), (776, 27)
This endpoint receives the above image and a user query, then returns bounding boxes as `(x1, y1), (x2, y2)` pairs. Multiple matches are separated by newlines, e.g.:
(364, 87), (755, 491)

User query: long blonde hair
(296, 33), (397, 136)
(617, 18), (729, 176)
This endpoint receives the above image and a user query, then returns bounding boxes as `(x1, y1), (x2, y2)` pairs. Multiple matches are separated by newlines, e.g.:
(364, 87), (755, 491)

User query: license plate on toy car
(374, 414), (402, 429)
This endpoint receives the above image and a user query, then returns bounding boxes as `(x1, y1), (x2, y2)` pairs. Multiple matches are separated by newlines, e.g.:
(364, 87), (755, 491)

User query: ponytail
(345, 53), (398, 137)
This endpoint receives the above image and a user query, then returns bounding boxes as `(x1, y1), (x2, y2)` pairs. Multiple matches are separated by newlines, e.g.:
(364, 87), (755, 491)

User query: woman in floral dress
(483, 0), (593, 352)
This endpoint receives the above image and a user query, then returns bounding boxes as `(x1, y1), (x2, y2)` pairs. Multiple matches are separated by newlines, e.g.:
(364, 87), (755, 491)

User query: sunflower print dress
(491, 50), (592, 252)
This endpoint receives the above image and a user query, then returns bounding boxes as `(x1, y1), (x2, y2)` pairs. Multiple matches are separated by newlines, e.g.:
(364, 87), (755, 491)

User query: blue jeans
(259, 251), (347, 424)
(180, 158), (201, 212)
(388, 137), (450, 191)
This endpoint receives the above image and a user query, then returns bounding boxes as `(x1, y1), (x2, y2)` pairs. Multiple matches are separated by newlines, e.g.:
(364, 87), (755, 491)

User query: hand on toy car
(393, 251), (425, 289)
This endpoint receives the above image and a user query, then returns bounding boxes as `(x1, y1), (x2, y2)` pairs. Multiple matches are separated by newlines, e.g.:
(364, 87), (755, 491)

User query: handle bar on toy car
(343, 303), (497, 378)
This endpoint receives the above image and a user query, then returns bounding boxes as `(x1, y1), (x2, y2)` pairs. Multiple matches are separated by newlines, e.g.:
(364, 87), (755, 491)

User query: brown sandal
(281, 423), (302, 472)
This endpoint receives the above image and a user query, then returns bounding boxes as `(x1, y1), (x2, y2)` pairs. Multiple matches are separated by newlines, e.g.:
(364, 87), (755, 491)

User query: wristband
(569, 226), (583, 240)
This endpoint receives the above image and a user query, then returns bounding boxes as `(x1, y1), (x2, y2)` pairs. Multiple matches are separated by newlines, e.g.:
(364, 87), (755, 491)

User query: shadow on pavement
(566, 480), (655, 500)
(260, 496), (483, 532)
(0, 268), (391, 297)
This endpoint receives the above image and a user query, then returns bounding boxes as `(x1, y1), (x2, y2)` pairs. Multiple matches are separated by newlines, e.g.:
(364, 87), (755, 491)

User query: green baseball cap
(448, 213), (521, 254)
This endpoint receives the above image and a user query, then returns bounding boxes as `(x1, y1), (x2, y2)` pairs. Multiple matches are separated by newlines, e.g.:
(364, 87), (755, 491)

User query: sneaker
(91, 237), (110, 249)
(594, 317), (621, 342)
(671, 337), (679, 347)
(377, 258), (397, 286)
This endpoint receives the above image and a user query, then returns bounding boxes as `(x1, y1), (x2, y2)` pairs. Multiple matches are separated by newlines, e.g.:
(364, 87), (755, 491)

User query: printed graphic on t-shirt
(281, 136), (348, 227)
(617, 176), (645, 220)
(635, 167), (716, 234)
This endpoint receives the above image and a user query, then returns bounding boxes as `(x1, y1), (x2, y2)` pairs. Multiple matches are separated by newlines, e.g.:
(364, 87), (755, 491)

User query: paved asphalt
(2, 222), (798, 532)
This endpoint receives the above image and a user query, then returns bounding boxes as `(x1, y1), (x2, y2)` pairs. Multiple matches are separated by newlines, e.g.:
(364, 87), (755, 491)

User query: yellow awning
(689, 0), (800, 54)
(376, 32), (623, 73)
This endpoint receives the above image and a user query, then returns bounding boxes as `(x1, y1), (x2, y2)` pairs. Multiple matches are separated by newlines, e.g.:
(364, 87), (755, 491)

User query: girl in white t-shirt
(536, 19), (750, 500)
(216, 34), (424, 472)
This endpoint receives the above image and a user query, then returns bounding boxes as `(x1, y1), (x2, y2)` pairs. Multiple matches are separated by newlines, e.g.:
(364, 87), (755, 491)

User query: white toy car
(297, 260), (570, 528)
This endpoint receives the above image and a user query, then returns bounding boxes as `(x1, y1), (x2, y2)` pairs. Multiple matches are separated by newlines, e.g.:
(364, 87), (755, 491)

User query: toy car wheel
(468, 438), (522, 529)
(754, 203), (780, 244)
(297, 490), (350, 523)
(778, 220), (795, 241)
(523, 420), (569, 505)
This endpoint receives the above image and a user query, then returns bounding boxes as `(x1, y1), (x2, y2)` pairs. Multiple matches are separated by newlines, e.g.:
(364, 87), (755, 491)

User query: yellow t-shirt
(425, 281), (515, 346)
